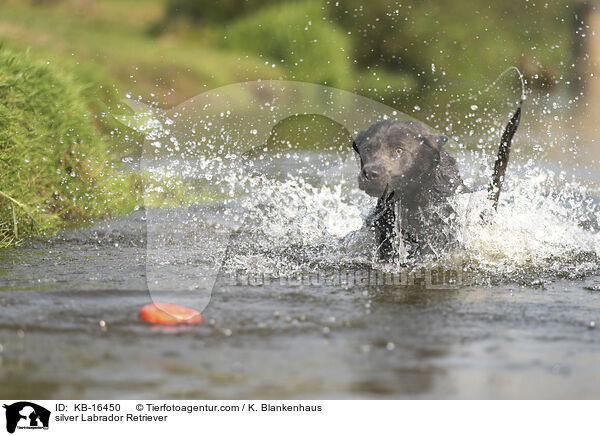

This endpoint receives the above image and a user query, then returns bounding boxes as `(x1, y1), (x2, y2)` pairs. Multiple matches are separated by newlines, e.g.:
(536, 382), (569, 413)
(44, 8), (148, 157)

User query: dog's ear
(422, 134), (448, 163)
(417, 134), (445, 165)
(425, 134), (448, 149)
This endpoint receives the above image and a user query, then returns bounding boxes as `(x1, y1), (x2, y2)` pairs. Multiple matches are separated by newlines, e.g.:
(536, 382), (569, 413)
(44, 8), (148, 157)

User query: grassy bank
(0, 1), (285, 247)
(0, 46), (139, 247)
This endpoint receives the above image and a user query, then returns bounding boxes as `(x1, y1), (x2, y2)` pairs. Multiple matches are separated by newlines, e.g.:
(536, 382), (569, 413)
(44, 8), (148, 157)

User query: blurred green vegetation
(164, 0), (281, 25)
(328, 0), (571, 101)
(0, 0), (281, 107)
(0, 0), (576, 109)
(0, 0), (582, 245)
(221, 1), (353, 89)
(161, 0), (575, 109)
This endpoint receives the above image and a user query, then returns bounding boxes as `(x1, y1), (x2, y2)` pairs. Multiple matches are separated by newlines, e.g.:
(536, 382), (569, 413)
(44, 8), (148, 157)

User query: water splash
(122, 80), (600, 306)
(142, 144), (600, 286)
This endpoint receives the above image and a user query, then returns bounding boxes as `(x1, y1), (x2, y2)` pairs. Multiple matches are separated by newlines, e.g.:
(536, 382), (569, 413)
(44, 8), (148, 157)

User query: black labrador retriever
(353, 106), (521, 261)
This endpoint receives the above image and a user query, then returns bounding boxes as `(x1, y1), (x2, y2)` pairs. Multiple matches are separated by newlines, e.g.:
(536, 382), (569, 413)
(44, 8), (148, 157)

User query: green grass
(0, 43), (217, 247)
(0, 45), (141, 247)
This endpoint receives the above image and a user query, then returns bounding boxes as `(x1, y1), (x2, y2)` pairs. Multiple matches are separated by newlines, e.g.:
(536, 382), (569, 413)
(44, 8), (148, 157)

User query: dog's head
(353, 120), (448, 198)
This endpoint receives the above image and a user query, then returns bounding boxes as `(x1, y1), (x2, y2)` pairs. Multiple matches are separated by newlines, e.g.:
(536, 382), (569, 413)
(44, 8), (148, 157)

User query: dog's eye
(396, 147), (403, 155)
(352, 141), (359, 154)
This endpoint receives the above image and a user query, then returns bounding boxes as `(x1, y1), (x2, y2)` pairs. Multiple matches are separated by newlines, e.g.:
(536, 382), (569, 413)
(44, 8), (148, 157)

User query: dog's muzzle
(358, 164), (389, 197)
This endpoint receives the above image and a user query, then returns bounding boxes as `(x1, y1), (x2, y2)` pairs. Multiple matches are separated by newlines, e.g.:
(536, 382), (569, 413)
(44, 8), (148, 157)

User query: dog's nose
(362, 165), (381, 180)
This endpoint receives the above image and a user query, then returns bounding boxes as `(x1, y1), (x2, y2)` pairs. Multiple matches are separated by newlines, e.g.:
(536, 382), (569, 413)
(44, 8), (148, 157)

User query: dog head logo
(3, 402), (50, 434)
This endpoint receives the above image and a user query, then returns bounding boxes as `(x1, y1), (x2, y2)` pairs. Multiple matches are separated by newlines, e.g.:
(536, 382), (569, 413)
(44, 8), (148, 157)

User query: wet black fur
(354, 120), (468, 260)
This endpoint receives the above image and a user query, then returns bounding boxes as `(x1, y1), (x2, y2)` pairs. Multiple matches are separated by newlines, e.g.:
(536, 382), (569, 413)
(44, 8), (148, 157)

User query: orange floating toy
(139, 303), (203, 325)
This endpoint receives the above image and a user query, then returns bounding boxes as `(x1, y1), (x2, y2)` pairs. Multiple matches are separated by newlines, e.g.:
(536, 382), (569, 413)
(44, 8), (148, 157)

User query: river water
(2, 140), (600, 399)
